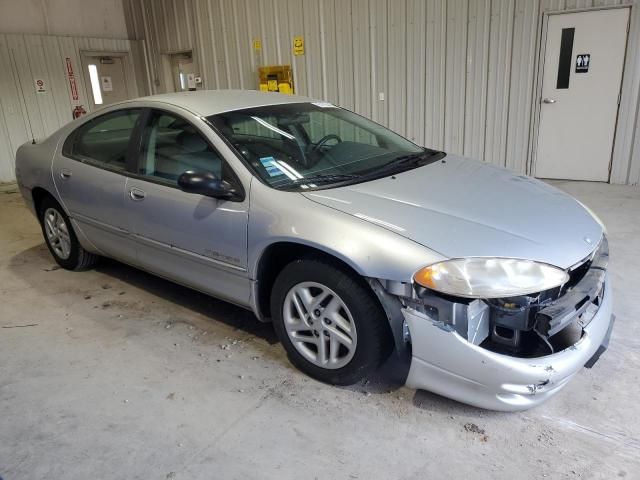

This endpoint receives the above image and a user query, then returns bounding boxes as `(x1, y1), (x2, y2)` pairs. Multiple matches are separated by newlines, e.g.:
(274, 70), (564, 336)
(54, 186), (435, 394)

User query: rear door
(125, 108), (251, 306)
(53, 109), (142, 264)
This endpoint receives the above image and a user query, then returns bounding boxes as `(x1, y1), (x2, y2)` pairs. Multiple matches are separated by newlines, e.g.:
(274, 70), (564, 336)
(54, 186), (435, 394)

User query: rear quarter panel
(15, 134), (65, 216)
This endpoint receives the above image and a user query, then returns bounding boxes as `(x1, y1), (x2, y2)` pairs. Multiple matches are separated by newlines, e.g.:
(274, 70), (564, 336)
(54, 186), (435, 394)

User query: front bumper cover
(402, 275), (613, 411)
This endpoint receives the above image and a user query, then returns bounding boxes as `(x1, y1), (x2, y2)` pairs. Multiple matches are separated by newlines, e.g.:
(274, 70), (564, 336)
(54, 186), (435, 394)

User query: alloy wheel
(282, 281), (358, 369)
(43, 208), (71, 260)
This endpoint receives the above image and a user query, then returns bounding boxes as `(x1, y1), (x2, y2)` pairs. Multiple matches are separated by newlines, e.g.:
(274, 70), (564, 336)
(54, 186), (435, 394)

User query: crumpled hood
(302, 154), (603, 269)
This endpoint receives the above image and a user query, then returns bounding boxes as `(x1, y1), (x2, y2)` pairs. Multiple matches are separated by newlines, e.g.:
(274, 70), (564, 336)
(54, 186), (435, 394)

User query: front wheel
(271, 259), (392, 385)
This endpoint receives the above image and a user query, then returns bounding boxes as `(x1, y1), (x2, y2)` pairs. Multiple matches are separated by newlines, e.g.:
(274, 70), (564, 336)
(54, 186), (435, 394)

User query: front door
(126, 109), (251, 306)
(535, 8), (629, 181)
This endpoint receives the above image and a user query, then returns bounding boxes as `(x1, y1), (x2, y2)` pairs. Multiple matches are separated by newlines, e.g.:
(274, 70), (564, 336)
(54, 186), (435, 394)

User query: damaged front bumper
(402, 276), (613, 411)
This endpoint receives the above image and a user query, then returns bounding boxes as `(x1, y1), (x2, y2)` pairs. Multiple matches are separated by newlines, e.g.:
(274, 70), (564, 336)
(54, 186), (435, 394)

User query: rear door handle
(543, 98), (557, 104)
(60, 168), (72, 179)
(129, 188), (146, 201)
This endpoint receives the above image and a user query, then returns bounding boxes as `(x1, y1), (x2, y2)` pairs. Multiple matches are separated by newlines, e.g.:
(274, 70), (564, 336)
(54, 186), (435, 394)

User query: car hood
(302, 154), (603, 269)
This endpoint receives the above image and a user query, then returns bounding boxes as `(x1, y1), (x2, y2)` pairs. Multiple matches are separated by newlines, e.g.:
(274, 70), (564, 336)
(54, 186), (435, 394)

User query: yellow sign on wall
(293, 36), (304, 56)
(253, 39), (262, 51)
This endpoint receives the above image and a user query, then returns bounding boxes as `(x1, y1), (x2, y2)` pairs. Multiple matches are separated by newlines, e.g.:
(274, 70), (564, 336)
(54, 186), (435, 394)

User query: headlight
(576, 199), (607, 234)
(414, 258), (569, 299)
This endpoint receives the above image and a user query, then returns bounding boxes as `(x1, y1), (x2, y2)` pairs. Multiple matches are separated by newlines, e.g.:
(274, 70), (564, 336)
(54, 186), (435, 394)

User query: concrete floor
(1, 181), (639, 479)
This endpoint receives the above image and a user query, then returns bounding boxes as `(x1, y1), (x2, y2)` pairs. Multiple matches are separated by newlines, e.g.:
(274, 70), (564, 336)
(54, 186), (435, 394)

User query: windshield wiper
(358, 149), (444, 178)
(279, 173), (359, 189)
(385, 149), (435, 167)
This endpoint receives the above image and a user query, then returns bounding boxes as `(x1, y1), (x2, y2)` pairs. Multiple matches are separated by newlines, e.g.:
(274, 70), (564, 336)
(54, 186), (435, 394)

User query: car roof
(128, 89), (319, 116)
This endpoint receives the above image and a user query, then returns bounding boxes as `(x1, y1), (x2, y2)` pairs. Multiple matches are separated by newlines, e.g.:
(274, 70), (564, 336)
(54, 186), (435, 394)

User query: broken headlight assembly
(414, 258), (569, 299)
(410, 239), (607, 357)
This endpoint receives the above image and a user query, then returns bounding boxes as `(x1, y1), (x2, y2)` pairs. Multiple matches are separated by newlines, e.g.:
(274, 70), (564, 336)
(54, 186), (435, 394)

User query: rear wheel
(271, 259), (392, 385)
(39, 197), (98, 271)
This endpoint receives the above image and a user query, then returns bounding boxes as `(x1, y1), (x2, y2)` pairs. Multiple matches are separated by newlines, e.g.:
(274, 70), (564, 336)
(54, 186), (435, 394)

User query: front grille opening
(482, 320), (585, 358)
(564, 257), (592, 292)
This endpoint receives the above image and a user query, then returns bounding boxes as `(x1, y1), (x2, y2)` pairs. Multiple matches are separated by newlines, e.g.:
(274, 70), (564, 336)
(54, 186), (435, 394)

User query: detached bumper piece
(404, 237), (613, 411)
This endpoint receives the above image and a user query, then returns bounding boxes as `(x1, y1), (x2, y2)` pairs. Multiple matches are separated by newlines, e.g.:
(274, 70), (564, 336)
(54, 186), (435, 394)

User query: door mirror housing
(177, 170), (239, 200)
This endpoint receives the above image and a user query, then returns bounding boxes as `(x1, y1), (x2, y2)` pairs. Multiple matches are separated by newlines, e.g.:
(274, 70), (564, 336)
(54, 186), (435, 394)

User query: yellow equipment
(258, 65), (294, 94)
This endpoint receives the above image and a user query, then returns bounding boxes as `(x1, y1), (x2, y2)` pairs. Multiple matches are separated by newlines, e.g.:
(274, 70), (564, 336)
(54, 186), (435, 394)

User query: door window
(138, 111), (227, 183)
(70, 109), (141, 170)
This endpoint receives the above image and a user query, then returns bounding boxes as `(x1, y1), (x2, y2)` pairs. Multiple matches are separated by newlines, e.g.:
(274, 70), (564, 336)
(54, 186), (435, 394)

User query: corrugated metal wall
(0, 34), (143, 183)
(128, 0), (640, 185)
(52, 1), (640, 185)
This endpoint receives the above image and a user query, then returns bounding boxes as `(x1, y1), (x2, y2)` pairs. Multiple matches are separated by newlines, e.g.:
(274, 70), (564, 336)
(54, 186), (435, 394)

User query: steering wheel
(312, 134), (342, 152)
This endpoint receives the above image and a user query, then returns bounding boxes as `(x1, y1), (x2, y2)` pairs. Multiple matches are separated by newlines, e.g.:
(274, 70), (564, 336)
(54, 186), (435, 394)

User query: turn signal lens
(414, 258), (569, 299)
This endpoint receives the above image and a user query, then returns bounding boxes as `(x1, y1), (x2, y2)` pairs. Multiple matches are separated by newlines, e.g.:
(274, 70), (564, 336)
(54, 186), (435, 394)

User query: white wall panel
(387, 0), (407, 134)
(444, 0), (468, 153)
(423, 0), (447, 150)
(506, 0), (540, 173)
(128, 0), (640, 184)
(335, 0), (355, 111)
(370, 0), (389, 126)
(464, 0), (491, 159)
(405, 0), (427, 145)
(484, 0), (515, 167)
(611, 0), (640, 184)
(0, 0), (128, 39)
(0, 33), (143, 183)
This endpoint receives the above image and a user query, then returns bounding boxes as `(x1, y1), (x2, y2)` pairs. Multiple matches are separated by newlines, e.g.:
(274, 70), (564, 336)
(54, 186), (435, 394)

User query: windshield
(207, 103), (440, 190)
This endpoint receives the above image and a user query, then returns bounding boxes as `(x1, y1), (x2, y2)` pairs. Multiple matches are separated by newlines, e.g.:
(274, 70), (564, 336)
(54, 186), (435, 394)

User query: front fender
(247, 180), (444, 282)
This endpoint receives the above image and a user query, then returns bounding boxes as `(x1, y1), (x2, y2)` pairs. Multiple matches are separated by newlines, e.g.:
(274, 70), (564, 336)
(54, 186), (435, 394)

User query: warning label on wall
(34, 78), (46, 93)
(293, 36), (304, 56)
(66, 57), (79, 101)
(101, 76), (113, 92)
(576, 54), (591, 73)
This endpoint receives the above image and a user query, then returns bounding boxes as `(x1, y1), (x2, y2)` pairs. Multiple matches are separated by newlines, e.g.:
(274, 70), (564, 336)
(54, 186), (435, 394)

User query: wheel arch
(253, 240), (413, 358)
(31, 186), (59, 217)
(254, 241), (370, 319)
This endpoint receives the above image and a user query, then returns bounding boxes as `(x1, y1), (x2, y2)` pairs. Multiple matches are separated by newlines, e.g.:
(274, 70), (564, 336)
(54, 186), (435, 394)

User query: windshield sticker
(312, 102), (336, 108)
(259, 157), (286, 177)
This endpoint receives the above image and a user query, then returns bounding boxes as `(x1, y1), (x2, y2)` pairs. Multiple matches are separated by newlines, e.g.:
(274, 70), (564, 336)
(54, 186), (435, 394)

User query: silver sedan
(15, 90), (613, 411)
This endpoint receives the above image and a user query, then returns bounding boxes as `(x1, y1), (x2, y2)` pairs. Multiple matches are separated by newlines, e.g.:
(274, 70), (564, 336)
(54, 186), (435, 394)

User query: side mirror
(177, 170), (238, 200)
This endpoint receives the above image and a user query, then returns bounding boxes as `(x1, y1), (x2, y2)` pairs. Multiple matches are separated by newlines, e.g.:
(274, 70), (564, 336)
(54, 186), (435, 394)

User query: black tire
(39, 196), (99, 271)
(271, 258), (392, 385)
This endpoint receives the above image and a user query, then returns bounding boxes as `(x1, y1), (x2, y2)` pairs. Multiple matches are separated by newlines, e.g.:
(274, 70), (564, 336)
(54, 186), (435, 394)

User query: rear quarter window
(63, 109), (142, 170)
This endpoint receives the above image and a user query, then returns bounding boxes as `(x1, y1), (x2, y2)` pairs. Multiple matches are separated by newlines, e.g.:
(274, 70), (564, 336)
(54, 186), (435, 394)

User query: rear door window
(70, 109), (141, 170)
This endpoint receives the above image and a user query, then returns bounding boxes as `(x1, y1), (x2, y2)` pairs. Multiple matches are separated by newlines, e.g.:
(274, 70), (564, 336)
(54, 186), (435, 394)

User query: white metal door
(171, 53), (195, 92)
(535, 8), (629, 181)
(83, 55), (130, 109)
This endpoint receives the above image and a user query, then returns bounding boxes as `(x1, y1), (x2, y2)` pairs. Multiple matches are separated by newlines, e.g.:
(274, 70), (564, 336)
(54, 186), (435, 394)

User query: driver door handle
(543, 98), (557, 104)
(129, 188), (146, 201)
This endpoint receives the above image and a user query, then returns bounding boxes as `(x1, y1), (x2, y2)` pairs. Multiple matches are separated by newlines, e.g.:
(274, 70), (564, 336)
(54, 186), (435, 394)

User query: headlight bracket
(412, 289), (490, 346)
